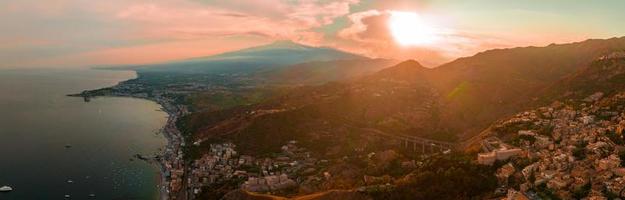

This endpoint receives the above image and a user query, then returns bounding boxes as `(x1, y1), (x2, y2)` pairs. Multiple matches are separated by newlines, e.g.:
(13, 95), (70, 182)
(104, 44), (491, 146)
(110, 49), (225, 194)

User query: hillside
(167, 37), (625, 200)
(540, 51), (625, 101)
(460, 78), (625, 199)
(182, 37), (625, 155)
(182, 60), (441, 155)
(259, 59), (398, 85)
(428, 37), (625, 136)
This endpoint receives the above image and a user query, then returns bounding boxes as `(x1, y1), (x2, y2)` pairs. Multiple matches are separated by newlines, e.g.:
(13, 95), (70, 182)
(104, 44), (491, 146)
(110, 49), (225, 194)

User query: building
(478, 137), (523, 165)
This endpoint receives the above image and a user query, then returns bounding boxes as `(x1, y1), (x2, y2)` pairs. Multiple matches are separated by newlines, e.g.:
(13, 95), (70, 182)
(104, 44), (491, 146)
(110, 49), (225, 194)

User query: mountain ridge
(188, 40), (362, 61)
(182, 36), (625, 155)
(135, 40), (367, 75)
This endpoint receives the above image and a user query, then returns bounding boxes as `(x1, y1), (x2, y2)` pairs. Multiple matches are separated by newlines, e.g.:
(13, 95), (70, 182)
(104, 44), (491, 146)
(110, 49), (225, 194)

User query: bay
(0, 69), (167, 199)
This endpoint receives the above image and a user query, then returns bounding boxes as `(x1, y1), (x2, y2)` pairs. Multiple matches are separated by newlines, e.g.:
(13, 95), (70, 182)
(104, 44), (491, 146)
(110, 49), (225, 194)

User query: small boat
(64, 194), (71, 198)
(88, 193), (96, 197)
(65, 144), (72, 148)
(0, 186), (12, 192)
(67, 179), (73, 183)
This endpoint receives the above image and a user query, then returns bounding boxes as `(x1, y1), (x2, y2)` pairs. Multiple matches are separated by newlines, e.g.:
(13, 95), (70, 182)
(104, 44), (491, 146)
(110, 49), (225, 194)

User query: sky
(2, 0), (625, 69)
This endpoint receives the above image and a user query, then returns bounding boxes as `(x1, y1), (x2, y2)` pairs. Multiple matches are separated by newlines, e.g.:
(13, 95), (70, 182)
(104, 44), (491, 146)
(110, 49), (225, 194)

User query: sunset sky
(2, 0), (625, 69)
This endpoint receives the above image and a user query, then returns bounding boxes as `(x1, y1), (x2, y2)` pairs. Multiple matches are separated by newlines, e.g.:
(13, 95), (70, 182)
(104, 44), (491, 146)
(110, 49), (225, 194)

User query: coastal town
(73, 80), (196, 199)
(73, 77), (321, 200)
(69, 50), (625, 200)
(474, 92), (625, 199)
(8, 1), (625, 199)
(188, 141), (308, 198)
(74, 69), (625, 200)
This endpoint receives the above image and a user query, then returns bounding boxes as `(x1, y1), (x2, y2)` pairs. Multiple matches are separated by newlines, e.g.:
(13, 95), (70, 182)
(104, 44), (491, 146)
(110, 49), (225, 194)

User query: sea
(0, 68), (167, 200)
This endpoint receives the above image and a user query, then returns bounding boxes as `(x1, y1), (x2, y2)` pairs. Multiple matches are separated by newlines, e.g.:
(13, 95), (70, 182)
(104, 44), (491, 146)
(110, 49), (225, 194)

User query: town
(188, 141), (306, 198)
(475, 92), (625, 199)
(71, 51), (625, 200)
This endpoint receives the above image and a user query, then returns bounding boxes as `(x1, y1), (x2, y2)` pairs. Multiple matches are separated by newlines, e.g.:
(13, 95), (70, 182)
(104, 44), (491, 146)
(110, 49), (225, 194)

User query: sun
(389, 11), (438, 46)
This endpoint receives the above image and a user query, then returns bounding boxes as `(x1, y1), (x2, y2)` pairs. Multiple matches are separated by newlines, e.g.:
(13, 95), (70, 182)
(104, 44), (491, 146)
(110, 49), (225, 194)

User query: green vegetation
(534, 182), (562, 200)
(573, 141), (588, 160)
(494, 121), (535, 136)
(606, 129), (625, 145)
(603, 185), (620, 200)
(520, 135), (537, 144)
(528, 171), (536, 184)
(446, 81), (470, 99)
(572, 182), (591, 199)
(537, 125), (554, 137)
(424, 129), (458, 142)
(609, 73), (625, 84)
(188, 88), (276, 112)
(368, 154), (498, 200)
(618, 150), (625, 167)
(196, 176), (246, 200)
(511, 156), (536, 170)
(239, 165), (262, 174)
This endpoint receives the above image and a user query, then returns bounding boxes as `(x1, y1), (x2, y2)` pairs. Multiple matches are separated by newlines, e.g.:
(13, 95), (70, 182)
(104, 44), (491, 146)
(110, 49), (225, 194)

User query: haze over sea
(0, 68), (167, 199)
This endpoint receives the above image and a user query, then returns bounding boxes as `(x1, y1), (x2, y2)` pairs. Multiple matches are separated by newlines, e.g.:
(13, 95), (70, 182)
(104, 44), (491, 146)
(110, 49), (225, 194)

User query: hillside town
(184, 138), (439, 199)
(186, 141), (328, 198)
(75, 64), (625, 200)
(475, 92), (625, 199)
(64, 43), (625, 200)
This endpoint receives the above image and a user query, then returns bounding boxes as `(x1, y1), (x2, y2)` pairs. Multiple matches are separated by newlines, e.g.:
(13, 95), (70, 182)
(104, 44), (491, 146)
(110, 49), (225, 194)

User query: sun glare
(389, 11), (438, 46)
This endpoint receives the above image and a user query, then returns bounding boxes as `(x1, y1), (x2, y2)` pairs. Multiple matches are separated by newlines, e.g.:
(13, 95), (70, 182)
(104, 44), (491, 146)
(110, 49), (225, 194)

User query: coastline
(153, 98), (175, 200)
(68, 72), (188, 200)
(73, 94), (185, 200)
(156, 97), (186, 200)
(90, 94), (185, 200)
(1, 69), (181, 199)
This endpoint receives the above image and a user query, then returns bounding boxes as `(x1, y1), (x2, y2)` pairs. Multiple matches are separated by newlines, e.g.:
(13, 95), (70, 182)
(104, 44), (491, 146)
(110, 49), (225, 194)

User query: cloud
(331, 9), (517, 66)
(112, 0), (358, 42)
(0, 0), (359, 68)
(338, 11), (393, 42)
(1, 0), (619, 69)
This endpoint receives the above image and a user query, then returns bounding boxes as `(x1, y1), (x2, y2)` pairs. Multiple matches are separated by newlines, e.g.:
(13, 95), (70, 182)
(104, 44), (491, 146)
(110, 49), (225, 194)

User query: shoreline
(156, 98), (186, 200)
(81, 94), (185, 200)
(154, 99), (176, 200)
(67, 69), (189, 200)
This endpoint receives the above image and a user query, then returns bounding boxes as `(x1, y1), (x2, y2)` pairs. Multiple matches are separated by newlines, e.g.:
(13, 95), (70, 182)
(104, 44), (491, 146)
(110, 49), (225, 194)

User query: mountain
(136, 40), (366, 75)
(181, 37), (625, 155)
(425, 37), (625, 135)
(458, 54), (625, 199)
(163, 37), (625, 200)
(540, 51), (625, 101)
(87, 41), (398, 113)
(183, 60), (443, 155)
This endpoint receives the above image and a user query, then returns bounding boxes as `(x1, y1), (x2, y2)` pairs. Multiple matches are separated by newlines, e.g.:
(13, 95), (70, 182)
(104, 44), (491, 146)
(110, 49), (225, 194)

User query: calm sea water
(0, 69), (167, 200)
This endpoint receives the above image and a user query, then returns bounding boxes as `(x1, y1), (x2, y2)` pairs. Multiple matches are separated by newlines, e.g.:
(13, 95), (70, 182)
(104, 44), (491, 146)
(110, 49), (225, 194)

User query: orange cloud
(2, 0), (623, 69)
(332, 9), (525, 67)
(0, 0), (359, 68)
(113, 0), (357, 43)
